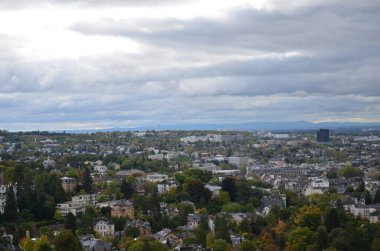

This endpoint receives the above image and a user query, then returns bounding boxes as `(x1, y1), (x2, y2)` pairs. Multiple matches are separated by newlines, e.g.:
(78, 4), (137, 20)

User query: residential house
(349, 204), (380, 221)
(153, 228), (182, 247)
(125, 219), (152, 236)
(259, 194), (286, 216)
(205, 185), (222, 198)
(0, 234), (16, 251)
(228, 213), (251, 225)
(230, 231), (244, 249)
(111, 200), (134, 219)
(157, 180), (178, 194)
(94, 219), (115, 237)
(369, 211), (380, 223)
(269, 157), (285, 166)
(94, 165), (107, 175)
(147, 173), (169, 183)
(96, 200), (119, 209)
(160, 203), (179, 215)
(304, 185), (323, 196)
(80, 235), (112, 251)
(60, 177), (77, 193)
(178, 214), (202, 231)
(43, 158), (56, 169)
(187, 214), (201, 229)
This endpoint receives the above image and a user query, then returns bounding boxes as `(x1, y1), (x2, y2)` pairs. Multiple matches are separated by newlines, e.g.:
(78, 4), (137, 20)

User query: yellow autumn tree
(294, 205), (321, 230)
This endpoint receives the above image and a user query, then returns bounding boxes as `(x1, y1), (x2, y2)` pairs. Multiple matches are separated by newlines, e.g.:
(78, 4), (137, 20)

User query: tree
(357, 179), (365, 193)
(206, 232), (215, 249)
(239, 240), (260, 251)
(100, 206), (111, 217)
(64, 213), (77, 232)
(337, 165), (363, 178)
(54, 182), (67, 203)
(125, 225), (140, 238)
(371, 238), (380, 251)
(148, 189), (162, 222)
(30, 192), (56, 221)
(20, 238), (34, 251)
(221, 177), (237, 201)
(79, 205), (97, 234)
(258, 228), (277, 251)
(315, 226), (328, 251)
(120, 179), (134, 199)
(4, 186), (18, 222)
(236, 180), (253, 203)
(326, 170), (338, 179)
(113, 217), (129, 232)
(184, 169), (213, 183)
(222, 202), (243, 213)
(345, 221), (371, 251)
(294, 205), (321, 231)
(54, 209), (64, 221)
(82, 167), (92, 193)
(34, 235), (52, 251)
(195, 216), (209, 247)
(218, 191), (230, 205)
(214, 215), (231, 243)
(365, 190), (373, 205)
(239, 218), (252, 234)
(213, 239), (231, 251)
(39, 227), (54, 240)
(324, 208), (340, 232)
(285, 227), (314, 251)
(127, 236), (169, 251)
(374, 187), (380, 204)
(184, 179), (212, 205)
(54, 229), (83, 251)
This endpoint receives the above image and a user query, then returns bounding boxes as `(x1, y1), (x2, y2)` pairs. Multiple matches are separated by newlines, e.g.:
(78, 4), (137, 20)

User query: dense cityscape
(1, 0), (379, 250)
(0, 128), (379, 250)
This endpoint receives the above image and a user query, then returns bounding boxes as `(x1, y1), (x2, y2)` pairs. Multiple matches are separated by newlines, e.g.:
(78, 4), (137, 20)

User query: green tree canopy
(285, 227), (314, 251)
(4, 186), (18, 222)
(54, 229), (83, 251)
(337, 165), (364, 178)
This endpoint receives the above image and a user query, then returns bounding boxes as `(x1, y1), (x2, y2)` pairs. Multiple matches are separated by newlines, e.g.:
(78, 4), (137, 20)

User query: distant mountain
(58, 121), (380, 133)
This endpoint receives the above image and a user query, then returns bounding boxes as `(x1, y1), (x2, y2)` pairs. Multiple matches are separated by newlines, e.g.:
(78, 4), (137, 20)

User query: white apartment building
(56, 201), (86, 216)
(56, 194), (99, 216)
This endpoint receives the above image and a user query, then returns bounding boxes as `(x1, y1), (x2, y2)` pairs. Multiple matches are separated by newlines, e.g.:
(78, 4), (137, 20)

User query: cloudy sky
(0, 0), (379, 131)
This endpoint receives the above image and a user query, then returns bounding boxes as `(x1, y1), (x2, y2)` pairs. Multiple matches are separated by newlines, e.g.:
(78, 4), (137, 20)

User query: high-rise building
(317, 129), (330, 142)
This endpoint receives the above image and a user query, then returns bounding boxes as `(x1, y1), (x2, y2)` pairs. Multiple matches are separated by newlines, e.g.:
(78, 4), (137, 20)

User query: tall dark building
(317, 129), (330, 142)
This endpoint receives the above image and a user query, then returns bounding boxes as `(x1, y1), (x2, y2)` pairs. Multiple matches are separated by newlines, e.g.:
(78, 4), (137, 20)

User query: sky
(0, 0), (379, 131)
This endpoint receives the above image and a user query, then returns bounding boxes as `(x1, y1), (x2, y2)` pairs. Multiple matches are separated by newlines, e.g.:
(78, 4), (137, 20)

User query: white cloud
(0, 0), (379, 130)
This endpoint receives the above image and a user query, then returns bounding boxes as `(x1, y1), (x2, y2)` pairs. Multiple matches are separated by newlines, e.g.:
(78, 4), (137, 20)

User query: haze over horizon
(0, 0), (379, 131)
